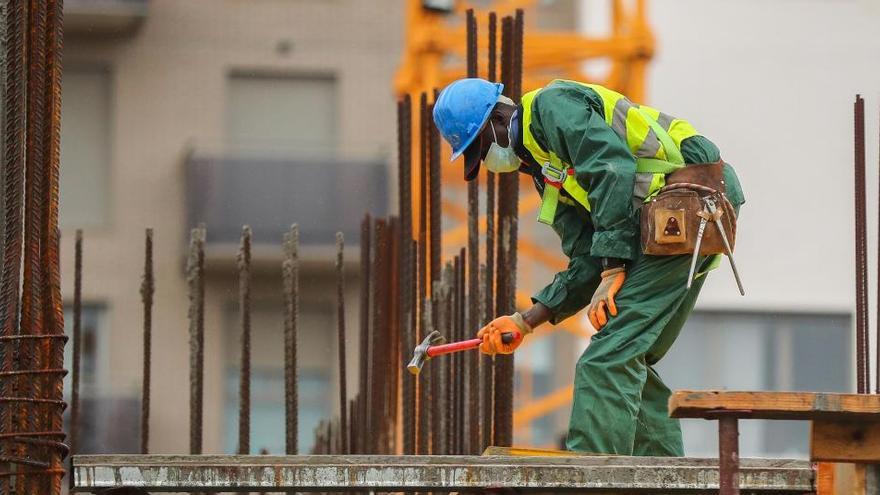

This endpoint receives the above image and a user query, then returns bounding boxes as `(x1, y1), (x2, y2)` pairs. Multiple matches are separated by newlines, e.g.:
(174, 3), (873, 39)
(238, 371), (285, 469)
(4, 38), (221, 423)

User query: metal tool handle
(426, 331), (520, 358)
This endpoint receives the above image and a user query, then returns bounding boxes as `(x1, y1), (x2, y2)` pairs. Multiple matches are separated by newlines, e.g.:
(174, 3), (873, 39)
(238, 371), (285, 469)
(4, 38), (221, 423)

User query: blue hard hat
(433, 78), (504, 162)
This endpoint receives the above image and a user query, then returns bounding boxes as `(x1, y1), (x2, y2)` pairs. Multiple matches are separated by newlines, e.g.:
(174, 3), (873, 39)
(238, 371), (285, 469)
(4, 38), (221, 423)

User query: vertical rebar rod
(70, 230), (83, 456)
(283, 224), (299, 454)
(40, 1), (65, 491)
(238, 226), (252, 455)
(187, 225), (206, 454)
(417, 92), (430, 456)
(455, 251), (466, 454)
(370, 219), (389, 453)
(482, 11), (498, 450)
(855, 95), (868, 394)
(398, 95), (416, 455)
(140, 228), (153, 455)
(335, 232), (348, 454)
(358, 215), (371, 453)
(20, 1), (49, 485)
(442, 263), (455, 453)
(429, 93), (442, 290)
(0, 1), (26, 487)
(465, 7), (482, 455)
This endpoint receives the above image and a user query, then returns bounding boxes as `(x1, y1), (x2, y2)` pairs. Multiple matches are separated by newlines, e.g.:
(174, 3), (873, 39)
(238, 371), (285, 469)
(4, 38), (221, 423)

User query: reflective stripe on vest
(520, 80), (700, 225)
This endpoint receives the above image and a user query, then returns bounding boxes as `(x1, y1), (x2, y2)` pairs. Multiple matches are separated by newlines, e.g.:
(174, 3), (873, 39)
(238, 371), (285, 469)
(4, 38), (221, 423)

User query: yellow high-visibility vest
(520, 80), (701, 225)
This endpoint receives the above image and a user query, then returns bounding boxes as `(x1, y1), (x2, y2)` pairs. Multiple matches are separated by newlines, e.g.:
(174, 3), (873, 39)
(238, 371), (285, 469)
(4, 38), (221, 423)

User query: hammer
(406, 329), (521, 376)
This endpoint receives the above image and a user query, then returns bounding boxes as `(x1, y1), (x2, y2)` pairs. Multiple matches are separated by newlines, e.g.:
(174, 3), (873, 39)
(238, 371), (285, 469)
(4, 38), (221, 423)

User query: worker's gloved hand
(477, 312), (532, 355)
(587, 267), (626, 330)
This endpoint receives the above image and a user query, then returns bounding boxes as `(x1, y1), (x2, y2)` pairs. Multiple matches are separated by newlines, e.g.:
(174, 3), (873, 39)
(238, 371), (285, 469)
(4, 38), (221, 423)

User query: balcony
(65, 0), (148, 37)
(185, 152), (389, 259)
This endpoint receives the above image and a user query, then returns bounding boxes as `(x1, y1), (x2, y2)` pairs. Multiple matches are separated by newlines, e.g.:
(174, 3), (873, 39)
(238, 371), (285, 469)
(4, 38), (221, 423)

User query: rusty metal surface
(237, 225), (252, 455)
(186, 226), (206, 455)
(854, 95), (869, 394)
(70, 230), (83, 456)
(139, 228), (153, 455)
(71, 454), (815, 493)
(335, 232), (348, 454)
(718, 416), (741, 495)
(282, 224), (299, 455)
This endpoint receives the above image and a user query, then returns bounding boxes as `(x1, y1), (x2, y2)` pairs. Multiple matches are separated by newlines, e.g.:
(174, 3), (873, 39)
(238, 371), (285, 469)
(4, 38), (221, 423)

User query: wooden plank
(670, 390), (880, 420)
(482, 446), (604, 457)
(811, 420), (880, 463)
(71, 454), (814, 493)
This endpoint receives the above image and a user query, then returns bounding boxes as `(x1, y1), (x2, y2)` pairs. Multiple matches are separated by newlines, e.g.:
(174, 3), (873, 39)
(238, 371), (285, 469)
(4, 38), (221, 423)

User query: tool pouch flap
(641, 187), (737, 257)
(666, 161), (726, 193)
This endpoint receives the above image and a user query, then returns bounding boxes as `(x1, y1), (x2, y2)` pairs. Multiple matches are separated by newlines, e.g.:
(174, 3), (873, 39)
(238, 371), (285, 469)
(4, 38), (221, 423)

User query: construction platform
(72, 454), (814, 493)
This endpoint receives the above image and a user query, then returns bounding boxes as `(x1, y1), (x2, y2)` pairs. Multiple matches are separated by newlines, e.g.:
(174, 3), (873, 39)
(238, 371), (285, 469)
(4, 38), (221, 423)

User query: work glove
(477, 312), (532, 355)
(587, 267), (626, 330)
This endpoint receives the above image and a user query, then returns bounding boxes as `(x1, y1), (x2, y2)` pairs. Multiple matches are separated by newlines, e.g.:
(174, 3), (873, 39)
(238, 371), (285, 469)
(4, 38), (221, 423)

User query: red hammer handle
(425, 331), (520, 358)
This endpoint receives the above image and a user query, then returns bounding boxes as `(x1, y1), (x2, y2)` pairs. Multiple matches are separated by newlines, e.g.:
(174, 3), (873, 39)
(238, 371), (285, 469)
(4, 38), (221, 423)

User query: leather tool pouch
(640, 162), (737, 256)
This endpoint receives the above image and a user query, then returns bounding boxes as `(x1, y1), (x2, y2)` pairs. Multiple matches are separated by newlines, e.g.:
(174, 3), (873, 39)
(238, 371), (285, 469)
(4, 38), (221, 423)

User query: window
(656, 311), (851, 458)
(226, 73), (336, 154)
(60, 67), (111, 228)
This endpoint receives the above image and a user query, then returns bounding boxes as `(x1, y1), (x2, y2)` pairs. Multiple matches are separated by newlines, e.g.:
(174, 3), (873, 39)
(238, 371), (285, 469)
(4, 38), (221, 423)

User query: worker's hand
(587, 267), (626, 330)
(477, 312), (532, 355)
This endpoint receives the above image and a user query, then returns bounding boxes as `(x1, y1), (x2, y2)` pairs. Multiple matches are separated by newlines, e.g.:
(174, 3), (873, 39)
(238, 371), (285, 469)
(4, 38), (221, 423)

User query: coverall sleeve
(530, 194), (603, 324)
(531, 88), (640, 260)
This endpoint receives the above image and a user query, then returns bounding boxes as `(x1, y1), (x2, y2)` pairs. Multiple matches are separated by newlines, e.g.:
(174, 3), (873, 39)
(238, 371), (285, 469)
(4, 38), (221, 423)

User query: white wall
(646, 0), (880, 313)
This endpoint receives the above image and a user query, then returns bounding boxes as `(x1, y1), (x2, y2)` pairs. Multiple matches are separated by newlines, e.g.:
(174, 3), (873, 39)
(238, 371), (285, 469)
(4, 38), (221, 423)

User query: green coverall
(511, 81), (746, 456)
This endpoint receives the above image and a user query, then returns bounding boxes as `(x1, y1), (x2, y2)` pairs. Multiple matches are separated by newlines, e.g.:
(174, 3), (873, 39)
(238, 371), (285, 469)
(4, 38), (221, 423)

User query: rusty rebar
(70, 231), (82, 457)
(854, 95), (868, 394)
(358, 215), (371, 454)
(140, 228), (153, 455)
(335, 232), (348, 454)
(370, 219), (389, 453)
(238, 226), (252, 455)
(398, 95), (416, 455)
(187, 225), (206, 454)
(442, 263), (455, 453)
(40, 1), (66, 491)
(417, 92), (430, 456)
(482, 10), (498, 451)
(429, 95), (442, 290)
(493, 13), (522, 446)
(0, 0), (26, 487)
(20, 1), (50, 487)
(283, 224), (299, 455)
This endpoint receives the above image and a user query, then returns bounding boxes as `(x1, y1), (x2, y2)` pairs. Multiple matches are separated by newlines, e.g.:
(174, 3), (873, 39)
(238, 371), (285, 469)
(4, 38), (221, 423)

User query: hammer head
(407, 330), (445, 376)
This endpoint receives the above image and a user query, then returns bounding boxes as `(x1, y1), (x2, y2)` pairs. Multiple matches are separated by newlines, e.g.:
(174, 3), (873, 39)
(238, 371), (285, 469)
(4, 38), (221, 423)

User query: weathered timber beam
(670, 390), (880, 420)
(71, 454), (813, 492)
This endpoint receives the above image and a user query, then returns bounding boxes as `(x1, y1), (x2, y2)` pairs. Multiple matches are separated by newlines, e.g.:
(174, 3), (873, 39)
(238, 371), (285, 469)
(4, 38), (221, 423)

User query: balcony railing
(185, 152), (389, 249)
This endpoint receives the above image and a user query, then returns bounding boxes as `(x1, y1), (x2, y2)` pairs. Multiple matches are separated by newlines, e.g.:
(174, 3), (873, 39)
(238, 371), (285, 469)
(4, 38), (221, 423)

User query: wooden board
(811, 420), (880, 463)
(482, 446), (607, 457)
(670, 390), (880, 420)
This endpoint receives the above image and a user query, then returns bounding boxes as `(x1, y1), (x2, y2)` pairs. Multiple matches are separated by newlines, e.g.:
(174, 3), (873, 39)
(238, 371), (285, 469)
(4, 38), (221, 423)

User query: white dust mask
(483, 119), (520, 174)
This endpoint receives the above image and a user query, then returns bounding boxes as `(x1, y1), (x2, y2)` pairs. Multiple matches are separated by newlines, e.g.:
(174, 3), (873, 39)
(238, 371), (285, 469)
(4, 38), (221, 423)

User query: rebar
(187, 225), (206, 454)
(40, 2), (66, 491)
(854, 95), (868, 394)
(0, 0), (26, 487)
(370, 219), (390, 453)
(283, 224), (299, 454)
(398, 94), (416, 455)
(70, 230), (82, 456)
(238, 226), (252, 455)
(417, 92), (430, 456)
(140, 228), (153, 455)
(358, 215), (371, 453)
(336, 232), (348, 454)
(20, 1), (50, 488)
(482, 10), (498, 450)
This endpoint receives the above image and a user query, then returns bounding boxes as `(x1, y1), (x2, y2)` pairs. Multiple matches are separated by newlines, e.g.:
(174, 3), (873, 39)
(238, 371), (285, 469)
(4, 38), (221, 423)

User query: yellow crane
(395, 0), (655, 446)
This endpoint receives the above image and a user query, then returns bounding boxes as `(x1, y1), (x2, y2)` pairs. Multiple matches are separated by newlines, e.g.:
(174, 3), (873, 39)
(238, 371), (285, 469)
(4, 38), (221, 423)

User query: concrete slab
(72, 454), (814, 493)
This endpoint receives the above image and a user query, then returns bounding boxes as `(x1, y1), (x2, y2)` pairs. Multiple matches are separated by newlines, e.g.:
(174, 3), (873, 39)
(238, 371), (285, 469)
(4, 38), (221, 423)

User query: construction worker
(433, 78), (745, 456)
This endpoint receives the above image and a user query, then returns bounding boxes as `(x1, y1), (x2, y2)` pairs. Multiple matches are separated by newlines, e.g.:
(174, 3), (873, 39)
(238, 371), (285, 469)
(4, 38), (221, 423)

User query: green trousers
(565, 252), (712, 456)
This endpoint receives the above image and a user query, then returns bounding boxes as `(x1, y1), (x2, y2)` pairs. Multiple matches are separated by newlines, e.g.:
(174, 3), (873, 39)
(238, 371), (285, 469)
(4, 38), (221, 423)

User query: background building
(56, 0), (880, 459)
